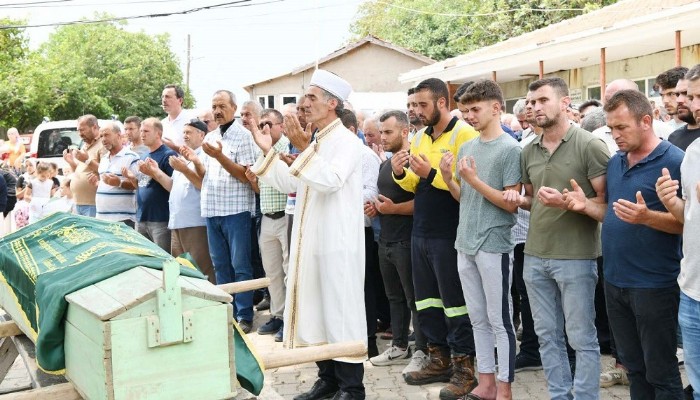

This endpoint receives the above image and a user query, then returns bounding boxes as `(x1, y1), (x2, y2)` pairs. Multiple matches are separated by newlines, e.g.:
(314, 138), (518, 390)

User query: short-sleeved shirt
(602, 140), (684, 288)
(521, 125), (610, 259)
(70, 140), (103, 206)
(96, 147), (139, 222)
(169, 147), (206, 230)
(456, 133), (521, 255)
(201, 121), (258, 218)
(129, 143), (150, 160)
(668, 125), (700, 152)
(377, 159), (414, 243)
(679, 139), (700, 300)
(162, 109), (194, 147)
(259, 136), (290, 215)
(137, 144), (176, 222)
(394, 118), (479, 239)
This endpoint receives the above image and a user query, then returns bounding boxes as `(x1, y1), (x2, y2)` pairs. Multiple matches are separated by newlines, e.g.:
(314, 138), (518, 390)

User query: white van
(29, 119), (123, 174)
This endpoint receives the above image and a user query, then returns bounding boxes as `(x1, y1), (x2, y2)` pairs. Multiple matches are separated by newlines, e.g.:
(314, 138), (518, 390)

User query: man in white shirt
(161, 84), (193, 151)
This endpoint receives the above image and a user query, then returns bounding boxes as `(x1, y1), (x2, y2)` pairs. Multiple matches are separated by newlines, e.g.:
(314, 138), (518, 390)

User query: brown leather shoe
(404, 345), (453, 385)
(439, 355), (478, 400)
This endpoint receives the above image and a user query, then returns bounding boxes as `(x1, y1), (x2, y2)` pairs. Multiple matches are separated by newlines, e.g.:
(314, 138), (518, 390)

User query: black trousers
(513, 243), (540, 360)
(378, 238), (427, 350)
(412, 235), (475, 355)
(606, 282), (683, 400)
(3, 195), (16, 218)
(594, 256), (612, 354)
(317, 360), (364, 398)
(364, 227), (389, 344)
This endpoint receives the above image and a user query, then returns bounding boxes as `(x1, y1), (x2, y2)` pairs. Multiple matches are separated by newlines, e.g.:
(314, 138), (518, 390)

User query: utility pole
(186, 34), (191, 90)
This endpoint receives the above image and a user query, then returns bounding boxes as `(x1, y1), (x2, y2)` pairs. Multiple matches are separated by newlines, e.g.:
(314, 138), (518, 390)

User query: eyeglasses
(258, 121), (281, 130)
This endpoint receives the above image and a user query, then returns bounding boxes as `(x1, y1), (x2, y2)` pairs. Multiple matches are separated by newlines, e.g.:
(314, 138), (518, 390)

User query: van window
(37, 128), (81, 158)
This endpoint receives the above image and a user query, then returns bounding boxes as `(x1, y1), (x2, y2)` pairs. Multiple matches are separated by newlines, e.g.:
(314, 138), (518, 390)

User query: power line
(0, 0), (190, 8)
(0, 0), (281, 29)
(373, 1), (590, 17)
(0, 0), (73, 7)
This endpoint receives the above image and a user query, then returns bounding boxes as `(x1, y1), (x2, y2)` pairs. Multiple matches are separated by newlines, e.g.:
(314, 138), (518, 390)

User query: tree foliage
(0, 18), (35, 128)
(0, 17), (191, 131)
(350, 0), (618, 61)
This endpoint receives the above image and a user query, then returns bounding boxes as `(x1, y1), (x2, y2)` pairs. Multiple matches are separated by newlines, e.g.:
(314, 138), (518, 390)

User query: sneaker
(370, 345), (410, 366)
(514, 354), (543, 372)
(238, 319), (253, 334)
(402, 349), (429, 376)
(600, 365), (629, 388)
(274, 324), (283, 342)
(255, 296), (270, 311)
(257, 316), (282, 335)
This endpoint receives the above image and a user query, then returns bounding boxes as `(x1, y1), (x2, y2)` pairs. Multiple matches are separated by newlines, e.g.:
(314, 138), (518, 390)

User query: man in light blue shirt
(147, 118), (215, 284)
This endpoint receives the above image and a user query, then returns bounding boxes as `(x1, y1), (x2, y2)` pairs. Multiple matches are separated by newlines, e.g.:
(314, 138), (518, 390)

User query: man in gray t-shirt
(440, 80), (521, 399)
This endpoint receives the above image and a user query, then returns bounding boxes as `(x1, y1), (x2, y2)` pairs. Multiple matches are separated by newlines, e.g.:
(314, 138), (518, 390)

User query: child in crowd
(13, 158), (35, 229)
(26, 162), (56, 224)
(48, 162), (61, 193)
(43, 177), (75, 215)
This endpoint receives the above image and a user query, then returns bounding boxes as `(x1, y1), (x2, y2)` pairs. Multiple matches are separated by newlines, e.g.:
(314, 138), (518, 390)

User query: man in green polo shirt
(505, 77), (609, 400)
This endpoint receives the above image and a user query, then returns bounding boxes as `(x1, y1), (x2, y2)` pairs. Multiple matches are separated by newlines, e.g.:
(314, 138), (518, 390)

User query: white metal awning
(399, 0), (700, 85)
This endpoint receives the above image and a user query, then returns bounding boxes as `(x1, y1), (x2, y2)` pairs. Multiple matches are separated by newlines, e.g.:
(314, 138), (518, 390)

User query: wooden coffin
(63, 263), (236, 400)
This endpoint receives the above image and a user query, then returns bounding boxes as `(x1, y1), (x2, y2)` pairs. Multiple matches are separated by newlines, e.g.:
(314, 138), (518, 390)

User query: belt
(263, 211), (285, 220)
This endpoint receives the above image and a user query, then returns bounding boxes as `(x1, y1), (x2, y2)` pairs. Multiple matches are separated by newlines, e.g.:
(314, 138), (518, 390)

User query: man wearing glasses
(197, 110), (218, 133)
(246, 109), (290, 342)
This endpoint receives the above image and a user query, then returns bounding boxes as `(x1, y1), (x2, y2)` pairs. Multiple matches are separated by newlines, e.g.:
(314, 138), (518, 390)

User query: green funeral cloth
(0, 213), (206, 373)
(234, 323), (265, 395)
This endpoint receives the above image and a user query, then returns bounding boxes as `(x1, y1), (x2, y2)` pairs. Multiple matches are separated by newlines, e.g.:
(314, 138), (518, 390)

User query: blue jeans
(679, 291), (700, 400)
(606, 282), (682, 400)
(524, 255), (600, 400)
(206, 212), (253, 322)
(75, 205), (96, 217)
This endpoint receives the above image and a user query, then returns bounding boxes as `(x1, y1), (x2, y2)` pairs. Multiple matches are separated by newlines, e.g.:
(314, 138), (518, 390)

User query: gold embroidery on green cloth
(51, 224), (98, 245)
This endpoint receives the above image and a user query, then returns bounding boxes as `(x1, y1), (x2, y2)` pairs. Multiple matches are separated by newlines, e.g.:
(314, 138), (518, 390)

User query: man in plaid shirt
(197, 89), (259, 333)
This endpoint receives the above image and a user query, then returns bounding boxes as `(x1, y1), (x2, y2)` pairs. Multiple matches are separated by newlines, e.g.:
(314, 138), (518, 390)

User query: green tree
(0, 18), (38, 131)
(350, 0), (618, 60)
(23, 18), (191, 127)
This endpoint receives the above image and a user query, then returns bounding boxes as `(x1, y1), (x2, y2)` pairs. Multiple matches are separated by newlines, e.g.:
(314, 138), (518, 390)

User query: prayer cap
(309, 69), (352, 101)
(185, 118), (208, 134)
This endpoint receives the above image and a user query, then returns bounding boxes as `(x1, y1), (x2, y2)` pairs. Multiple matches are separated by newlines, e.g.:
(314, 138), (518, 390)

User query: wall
(247, 43), (431, 108)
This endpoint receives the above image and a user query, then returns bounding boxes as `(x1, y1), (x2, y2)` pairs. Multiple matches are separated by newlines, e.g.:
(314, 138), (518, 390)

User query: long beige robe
(251, 119), (367, 362)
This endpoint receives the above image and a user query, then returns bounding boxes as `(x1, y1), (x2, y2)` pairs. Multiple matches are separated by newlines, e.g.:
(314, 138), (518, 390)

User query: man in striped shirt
(92, 121), (139, 227)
